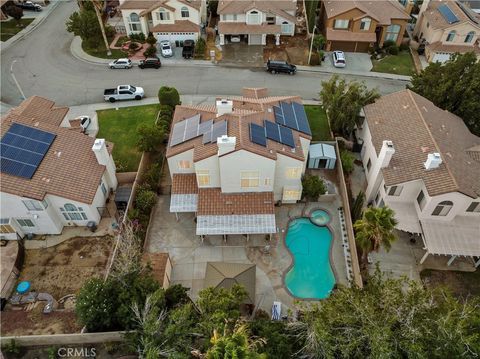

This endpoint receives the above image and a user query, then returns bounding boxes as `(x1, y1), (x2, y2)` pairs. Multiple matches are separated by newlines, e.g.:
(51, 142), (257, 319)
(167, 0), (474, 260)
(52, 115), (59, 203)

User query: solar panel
(281, 102), (298, 130)
(170, 120), (187, 146)
(202, 131), (212, 144)
(198, 119), (213, 135)
(184, 114), (201, 141)
(211, 120), (227, 143)
(438, 4), (459, 24)
(273, 106), (285, 126)
(279, 126), (295, 148)
(0, 123), (56, 179)
(265, 121), (281, 142)
(250, 123), (267, 147)
(292, 102), (312, 135)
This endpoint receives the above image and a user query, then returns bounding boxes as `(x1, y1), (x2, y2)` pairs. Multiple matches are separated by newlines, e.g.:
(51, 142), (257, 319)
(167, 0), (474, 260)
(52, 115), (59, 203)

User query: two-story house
(166, 88), (312, 239)
(356, 89), (480, 267)
(0, 97), (117, 239)
(119, 0), (206, 46)
(319, 0), (410, 52)
(414, 0), (480, 63)
(217, 0), (297, 46)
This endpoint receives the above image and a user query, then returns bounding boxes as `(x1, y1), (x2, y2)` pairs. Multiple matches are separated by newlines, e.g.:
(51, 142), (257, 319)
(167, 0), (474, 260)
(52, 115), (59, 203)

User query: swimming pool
(284, 217), (335, 299)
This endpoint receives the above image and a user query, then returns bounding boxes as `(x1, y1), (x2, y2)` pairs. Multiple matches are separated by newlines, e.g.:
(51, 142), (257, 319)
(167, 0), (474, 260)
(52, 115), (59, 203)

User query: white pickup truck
(104, 85), (145, 102)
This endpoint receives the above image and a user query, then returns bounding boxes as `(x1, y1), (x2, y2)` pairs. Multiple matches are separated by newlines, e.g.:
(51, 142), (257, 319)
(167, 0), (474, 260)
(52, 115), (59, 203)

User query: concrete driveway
(221, 43), (264, 67)
(322, 51), (373, 72)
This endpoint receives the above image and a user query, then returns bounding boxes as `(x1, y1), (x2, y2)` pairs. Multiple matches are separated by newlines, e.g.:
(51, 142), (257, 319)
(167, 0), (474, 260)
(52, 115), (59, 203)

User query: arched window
(281, 21), (293, 34)
(130, 13), (139, 22)
(385, 24), (401, 42)
(248, 10), (261, 24)
(128, 12), (141, 33)
(181, 6), (189, 18)
(432, 201), (453, 216)
(465, 31), (475, 43)
(446, 30), (456, 42)
(61, 204), (88, 221)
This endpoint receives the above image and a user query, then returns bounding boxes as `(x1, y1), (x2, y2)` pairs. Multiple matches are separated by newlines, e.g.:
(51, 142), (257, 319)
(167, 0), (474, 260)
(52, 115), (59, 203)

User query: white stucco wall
(274, 153), (304, 201)
(167, 149), (195, 177)
(195, 155), (221, 188)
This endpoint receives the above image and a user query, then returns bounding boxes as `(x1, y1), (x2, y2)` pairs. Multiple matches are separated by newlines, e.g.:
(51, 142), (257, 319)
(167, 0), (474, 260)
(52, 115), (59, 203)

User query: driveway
(322, 51), (373, 72)
(220, 43), (264, 67)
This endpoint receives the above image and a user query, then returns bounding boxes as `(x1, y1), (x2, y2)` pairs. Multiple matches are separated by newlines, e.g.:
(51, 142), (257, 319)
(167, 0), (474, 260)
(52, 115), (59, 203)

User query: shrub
(399, 43), (409, 51)
(135, 188), (157, 214)
(128, 42), (139, 51)
(138, 32), (146, 42)
(386, 45), (399, 55)
(146, 33), (157, 47)
(157, 119), (171, 132)
(136, 123), (164, 152)
(159, 104), (173, 118)
(6, 5), (23, 21)
(351, 190), (365, 222)
(309, 51), (320, 66)
(142, 162), (162, 192)
(383, 40), (396, 48)
(340, 149), (355, 175)
(195, 37), (206, 57)
(302, 174), (326, 201)
(143, 46), (157, 57)
(165, 284), (190, 309)
(158, 86), (181, 108)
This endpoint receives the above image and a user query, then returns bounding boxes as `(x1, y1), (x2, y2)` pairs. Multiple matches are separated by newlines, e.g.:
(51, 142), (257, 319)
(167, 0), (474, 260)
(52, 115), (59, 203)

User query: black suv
(266, 60), (296, 75)
(139, 57), (161, 69)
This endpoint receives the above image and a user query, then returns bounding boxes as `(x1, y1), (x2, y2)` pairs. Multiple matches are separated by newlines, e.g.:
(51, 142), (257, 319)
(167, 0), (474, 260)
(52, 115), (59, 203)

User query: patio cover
(204, 262), (256, 303)
(386, 201), (422, 234)
(170, 174), (198, 213)
(196, 214), (276, 235)
(420, 216), (480, 257)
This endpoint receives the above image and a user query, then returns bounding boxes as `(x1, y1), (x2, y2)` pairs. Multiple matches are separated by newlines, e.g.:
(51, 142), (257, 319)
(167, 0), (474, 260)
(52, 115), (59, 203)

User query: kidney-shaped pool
(284, 217), (335, 299)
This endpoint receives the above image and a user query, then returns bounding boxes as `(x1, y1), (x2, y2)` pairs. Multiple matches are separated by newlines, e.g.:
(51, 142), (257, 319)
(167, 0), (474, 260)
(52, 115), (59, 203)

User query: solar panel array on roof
(250, 123), (267, 147)
(0, 123), (56, 179)
(264, 120), (295, 147)
(170, 115), (227, 147)
(438, 4), (459, 24)
(273, 102), (311, 136)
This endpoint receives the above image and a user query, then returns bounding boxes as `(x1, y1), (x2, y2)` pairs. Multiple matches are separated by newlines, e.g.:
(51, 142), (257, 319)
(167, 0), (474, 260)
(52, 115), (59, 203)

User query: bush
(6, 6), (23, 21)
(386, 45), (399, 55)
(136, 123), (164, 152)
(340, 149), (355, 175)
(142, 162), (162, 192)
(135, 188), (157, 214)
(383, 40), (396, 48)
(146, 33), (157, 47)
(128, 42), (139, 51)
(158, 86), (181, 108)
(157, 119), (171, 132)
(165, 284), (190, 309)
(195, 37), (206, 54)
(351, 190), (365, 222)
(399, 43), (409, 51)
(302, 174), (326, 201)
(143, 46), (157, 57)
(159, 104), (173, 118)
(309, 51), (320, 66)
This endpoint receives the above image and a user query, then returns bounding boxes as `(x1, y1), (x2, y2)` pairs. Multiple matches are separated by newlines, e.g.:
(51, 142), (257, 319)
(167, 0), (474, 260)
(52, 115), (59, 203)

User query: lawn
(372, 51), (415, 76)
(420, 269), (480, 300)
(305, 105), (332, 141)
(82, 41), (126, 59)
(97, 104), (159, 172)
(0, 18), (34, 42)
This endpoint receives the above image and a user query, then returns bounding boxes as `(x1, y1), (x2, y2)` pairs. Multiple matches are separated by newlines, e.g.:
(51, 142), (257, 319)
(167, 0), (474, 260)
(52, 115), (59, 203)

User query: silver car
(108, 58), (132, 69)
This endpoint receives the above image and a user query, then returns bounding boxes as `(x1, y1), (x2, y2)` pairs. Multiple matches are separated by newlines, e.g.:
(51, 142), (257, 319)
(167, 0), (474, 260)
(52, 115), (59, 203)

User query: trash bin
(87, 221), (97, 233)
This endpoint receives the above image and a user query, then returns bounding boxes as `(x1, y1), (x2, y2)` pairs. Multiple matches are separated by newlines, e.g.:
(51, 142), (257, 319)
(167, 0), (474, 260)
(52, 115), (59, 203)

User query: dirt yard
(421, 269), (480, 300)
(0, 236), (113, 336)
(264, 34), (310, 65)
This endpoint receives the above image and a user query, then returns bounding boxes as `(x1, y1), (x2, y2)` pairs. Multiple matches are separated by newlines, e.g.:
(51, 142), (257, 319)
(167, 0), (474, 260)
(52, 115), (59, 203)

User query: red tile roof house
(0, 97), (118, 239)
(356, 89), (480, 267)
(118, 0), (206, 46)
(167, 88), (312, 239)
(217, 0), (298, 46)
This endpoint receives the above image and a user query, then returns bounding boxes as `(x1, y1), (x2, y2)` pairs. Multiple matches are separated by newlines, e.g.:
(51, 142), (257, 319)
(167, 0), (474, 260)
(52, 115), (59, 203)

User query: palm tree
(91, 0), (112, 56)
(354, 206), (398, 270)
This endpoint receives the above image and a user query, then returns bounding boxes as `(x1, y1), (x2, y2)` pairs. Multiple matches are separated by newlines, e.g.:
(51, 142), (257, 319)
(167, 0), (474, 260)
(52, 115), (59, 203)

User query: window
(181, 6), (189, 18)
(283, 189), (301, 201)
(130, 13), (139, 22)
(334, 19), (349, 29)
(222, 14), (226, 21)
(101, 182), (107, 196)
(266, 15), (275, 24)
(240, 171), (259, 188)
(366, 158), (372, 172)
(385, 24), (401, 42)
(158, 9), (170, 21)
(197, 170), (210, 186)
(22, 200), (43, 211)
(281, 21), (293, 34)
(16, 219), (34, 227)
(416, 190), (426, 210)
(264, 178), (272, 186)
(387, 185), (403, 196)
(128, 12), (141, 32)
(378, 199), (385, 208)
(286, 167), (302, 179)
(178, 160), (191, 169)
(446, 30), (456, 42)
(0, 219), (15, 233)
(432, 201), (453, 216)
(247, 10), (261, 24)
(466, 202), (480, 213)
(465, 31), (475, 43)
(61, 204), (88, 221)
(360, 17), (371, 31)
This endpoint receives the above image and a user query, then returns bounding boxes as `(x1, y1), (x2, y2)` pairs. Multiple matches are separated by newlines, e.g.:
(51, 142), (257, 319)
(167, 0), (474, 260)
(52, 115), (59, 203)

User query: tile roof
(326, 28), (377, 42)
(363, 89), (480, 198)
(218, 22), (281, 35)
(120, 0), (201, 11)
(218, 0), (297, 23)
(427, 41), (480, 54)
(197, 188), (275, 215)
(166, 89), (311, 163)
(323, 0), (410, 25)
(0, 97), (111, 204)
(171, 173), (198, 194)
(150, 19), (200, 32)
(423, 1), (480, 30)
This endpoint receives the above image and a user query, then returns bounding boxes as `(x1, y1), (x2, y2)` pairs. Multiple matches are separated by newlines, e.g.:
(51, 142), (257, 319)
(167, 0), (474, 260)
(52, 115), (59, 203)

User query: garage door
(432, 52), (451, 63)
(156, 32), (198, 47)
(248, 34), (263, 45)
(330, 41), (370, 53)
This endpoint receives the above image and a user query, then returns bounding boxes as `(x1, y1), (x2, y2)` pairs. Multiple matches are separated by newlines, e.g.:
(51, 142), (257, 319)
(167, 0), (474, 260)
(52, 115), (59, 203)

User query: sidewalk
(0, 0), (60, 54)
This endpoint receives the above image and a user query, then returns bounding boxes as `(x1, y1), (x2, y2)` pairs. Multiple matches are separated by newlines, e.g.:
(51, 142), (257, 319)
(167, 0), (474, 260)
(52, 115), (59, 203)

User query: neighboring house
(166, 88), (312, 238)
(356, 89), (480, 267)
(319, 0), (410, 52)
(217, 0), (297, 46)
(118, 0), (206, 46)
(414, 0), (480, 63)
(0, 97), (118, 239)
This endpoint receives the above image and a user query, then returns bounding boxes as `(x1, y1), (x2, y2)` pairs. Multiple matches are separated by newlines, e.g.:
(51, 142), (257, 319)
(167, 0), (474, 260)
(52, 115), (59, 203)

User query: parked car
(160, 41), (173, 57)
(75, 116), (91, 133)
(18, 1), (42, 11)
(332, 51), (346, 68)
(182, 40), (195, 59)
(230, 36), (241, 43)
(266, 60), (296, 75)
(104, 85), (144, 102)
(108, 58), (132, 69)
(139, 57), (161, 69)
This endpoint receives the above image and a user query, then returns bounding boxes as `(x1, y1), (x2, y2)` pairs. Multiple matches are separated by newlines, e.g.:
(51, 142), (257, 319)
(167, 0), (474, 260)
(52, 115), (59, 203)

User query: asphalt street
(1, 1), (409, 107)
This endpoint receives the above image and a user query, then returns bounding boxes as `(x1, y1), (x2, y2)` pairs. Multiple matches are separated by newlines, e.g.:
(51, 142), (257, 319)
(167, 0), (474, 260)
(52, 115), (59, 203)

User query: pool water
(310, 209), (331, 226)
(284, 218), (335, 299)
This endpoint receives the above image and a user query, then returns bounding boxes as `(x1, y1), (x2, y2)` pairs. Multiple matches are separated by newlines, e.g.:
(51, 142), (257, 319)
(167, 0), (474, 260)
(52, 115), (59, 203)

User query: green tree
(146, 33), (157, 47)
(66, 6), (102, 47)
(165, 284), (190, 309)
(340, 149), (355, 175)
(136, 123), (164, 152)
(354, 206), (398, 269)
(312, 34), (325, 51)
(195, 37), (206, 58)
(409, 52), (480, 136)
(158, 86), (181, 108)
(135, 188), (157, 214)
(320, 75), (380, 136)
(6, 6), (23, 24)
(290, 269), (480, 358)
(301, 174), (326, 201)
(350, 191), (365, 222)
(163, 303), (200, 356)
(250, 318), (294, 359)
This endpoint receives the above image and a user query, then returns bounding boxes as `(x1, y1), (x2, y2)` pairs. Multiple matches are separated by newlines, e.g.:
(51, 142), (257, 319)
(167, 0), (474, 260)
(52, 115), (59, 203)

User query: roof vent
(424, 152), (442, 170)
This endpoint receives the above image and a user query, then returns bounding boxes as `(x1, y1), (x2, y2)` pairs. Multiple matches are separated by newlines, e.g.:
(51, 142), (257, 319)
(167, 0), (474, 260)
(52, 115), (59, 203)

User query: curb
(0, 0), (61, 54)
(296, 66), (412, 81)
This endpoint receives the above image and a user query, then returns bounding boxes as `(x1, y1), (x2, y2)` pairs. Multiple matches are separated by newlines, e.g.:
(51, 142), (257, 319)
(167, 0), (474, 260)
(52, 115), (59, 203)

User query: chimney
(379, 140), (395, 168)
(92, 139), (118, 190)
(424, 152), (442, 170)
(217, 135), (236, 156)
(216, 99), (233, 117)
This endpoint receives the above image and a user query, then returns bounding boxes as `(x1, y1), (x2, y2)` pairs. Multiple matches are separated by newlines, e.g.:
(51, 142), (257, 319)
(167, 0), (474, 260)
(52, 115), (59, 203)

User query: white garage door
(248, 34), (263, 45)
(432, 52), (452, 63)
(156, 32), (198, 47)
